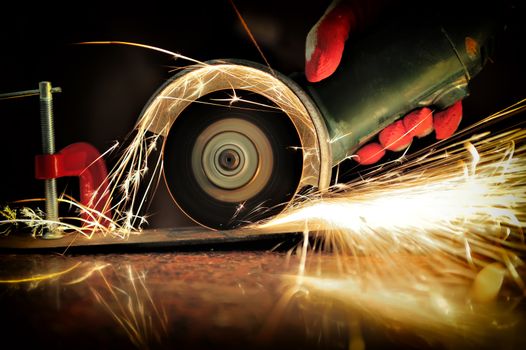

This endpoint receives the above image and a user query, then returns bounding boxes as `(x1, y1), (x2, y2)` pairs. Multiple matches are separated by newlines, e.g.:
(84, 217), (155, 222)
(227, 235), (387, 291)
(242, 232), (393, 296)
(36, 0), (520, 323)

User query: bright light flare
(263, 127), (526, 279)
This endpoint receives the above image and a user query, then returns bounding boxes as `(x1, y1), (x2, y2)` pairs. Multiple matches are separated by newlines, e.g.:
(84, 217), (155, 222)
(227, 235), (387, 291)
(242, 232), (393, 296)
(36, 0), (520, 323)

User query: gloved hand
(305, 0), (463, 165)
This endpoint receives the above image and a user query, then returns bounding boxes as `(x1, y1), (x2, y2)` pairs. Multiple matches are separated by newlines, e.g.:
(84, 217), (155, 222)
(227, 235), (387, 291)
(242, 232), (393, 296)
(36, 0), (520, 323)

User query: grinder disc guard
(136, 60), (332, 230)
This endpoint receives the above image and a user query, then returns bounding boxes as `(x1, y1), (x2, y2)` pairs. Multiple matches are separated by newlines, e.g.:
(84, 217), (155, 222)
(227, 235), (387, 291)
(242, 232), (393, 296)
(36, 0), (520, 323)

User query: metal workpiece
(304, 13), (496, 165)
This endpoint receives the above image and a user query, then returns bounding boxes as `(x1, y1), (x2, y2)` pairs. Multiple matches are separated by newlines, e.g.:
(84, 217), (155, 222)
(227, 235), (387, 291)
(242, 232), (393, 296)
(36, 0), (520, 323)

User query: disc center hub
(191, 118), (273, 202)
(218, 148), (241, 171)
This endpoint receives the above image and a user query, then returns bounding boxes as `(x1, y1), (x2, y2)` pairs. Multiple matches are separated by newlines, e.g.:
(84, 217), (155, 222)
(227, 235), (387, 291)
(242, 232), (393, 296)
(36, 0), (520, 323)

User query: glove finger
(433, 101), (463, 140)
(379, 120), (413, 151)
(305, 1), (354, 82)
(355, 142), (386, 165)
(402, 107), (434, 138)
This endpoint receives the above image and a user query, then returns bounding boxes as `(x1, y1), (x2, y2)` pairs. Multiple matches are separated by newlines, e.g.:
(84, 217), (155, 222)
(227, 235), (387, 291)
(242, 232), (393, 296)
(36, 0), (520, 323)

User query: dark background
(0, 1), (525, 228)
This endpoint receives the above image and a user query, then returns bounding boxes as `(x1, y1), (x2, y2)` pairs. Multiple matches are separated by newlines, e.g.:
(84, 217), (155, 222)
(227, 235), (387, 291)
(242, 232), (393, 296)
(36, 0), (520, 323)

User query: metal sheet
(0, 227), (298, 251)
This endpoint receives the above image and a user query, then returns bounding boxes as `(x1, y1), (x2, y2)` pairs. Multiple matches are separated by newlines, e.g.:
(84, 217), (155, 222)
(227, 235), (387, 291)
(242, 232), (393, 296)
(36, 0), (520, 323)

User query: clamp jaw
(35, 142), (111, 229)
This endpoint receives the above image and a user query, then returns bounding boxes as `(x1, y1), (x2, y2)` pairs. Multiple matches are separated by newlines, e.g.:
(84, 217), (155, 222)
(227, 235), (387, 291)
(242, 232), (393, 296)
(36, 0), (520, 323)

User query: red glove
(305, 0), (463, 165)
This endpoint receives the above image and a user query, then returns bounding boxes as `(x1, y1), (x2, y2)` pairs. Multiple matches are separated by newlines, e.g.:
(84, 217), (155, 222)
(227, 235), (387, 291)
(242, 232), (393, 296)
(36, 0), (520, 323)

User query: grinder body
(302, 12), (495, 164)
(138, 10), (497, 229)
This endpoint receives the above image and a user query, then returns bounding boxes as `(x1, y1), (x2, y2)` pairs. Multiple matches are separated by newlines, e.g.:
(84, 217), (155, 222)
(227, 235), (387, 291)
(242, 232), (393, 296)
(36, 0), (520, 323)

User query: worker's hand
(305, 0), (464, 165)
(354, 101), (462, 165)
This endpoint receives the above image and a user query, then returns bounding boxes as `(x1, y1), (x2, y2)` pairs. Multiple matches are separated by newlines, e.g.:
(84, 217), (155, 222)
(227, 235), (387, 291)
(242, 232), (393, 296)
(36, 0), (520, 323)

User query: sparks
(257, 102), (526, 346)
(0, 35), (524, 347)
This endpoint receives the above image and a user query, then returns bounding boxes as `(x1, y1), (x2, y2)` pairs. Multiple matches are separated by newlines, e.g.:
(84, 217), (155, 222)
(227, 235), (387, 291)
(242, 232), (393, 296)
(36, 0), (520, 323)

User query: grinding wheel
(163, 90), (303, 229)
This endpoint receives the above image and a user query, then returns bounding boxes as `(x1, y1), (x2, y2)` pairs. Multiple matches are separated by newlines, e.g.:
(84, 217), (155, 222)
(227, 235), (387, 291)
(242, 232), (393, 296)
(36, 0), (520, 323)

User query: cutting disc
(163, 90), (303, 229)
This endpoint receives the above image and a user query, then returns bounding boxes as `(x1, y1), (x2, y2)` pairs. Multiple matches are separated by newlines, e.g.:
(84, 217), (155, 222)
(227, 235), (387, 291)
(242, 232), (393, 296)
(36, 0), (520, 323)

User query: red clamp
(35, 142), (111, 228)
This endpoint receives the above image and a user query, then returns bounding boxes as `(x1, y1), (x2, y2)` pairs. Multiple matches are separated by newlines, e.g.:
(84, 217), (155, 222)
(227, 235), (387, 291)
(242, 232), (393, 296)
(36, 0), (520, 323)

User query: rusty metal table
(1, 229), (525, 350)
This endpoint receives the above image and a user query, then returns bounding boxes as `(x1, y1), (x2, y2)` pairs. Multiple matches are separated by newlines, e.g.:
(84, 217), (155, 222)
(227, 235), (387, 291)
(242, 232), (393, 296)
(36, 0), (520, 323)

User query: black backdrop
(0, 1), (524, 228)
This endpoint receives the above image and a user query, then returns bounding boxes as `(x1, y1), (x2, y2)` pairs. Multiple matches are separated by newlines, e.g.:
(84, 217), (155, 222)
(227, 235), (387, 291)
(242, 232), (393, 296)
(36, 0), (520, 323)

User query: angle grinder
(138, 11), (497, 229)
